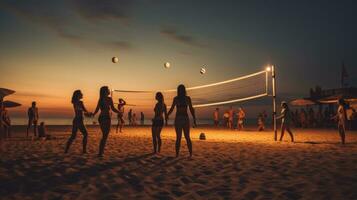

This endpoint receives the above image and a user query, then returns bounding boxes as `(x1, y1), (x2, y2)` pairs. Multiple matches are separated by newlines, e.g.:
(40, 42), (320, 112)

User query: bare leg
(98, 119), (111, 156)
(175, 125), (183, 157)
(157, 127), (162, 153)
(33, 121), (38, 137)
(116, 120), (120, 133)
(338, 125), (345, 144)
(78, 122), (88, 153)
(65, 122), (78, 153)
(152, 126), (157, 153)
(26, 119), (31, 137)
(279, 124), (286, 141)
(183, 124), (192, 157)
(120, 117), (124, 132)
(286, 126), (294, 142)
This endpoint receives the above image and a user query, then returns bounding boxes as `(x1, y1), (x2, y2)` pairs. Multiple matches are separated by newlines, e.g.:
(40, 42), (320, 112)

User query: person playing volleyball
(277, 101), (294, 142)
(116, 98), (126, 133)
(168, 84), (196, 157)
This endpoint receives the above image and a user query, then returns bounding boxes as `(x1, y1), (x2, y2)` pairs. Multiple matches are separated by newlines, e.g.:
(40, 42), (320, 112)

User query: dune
(0, 125), (356, 200)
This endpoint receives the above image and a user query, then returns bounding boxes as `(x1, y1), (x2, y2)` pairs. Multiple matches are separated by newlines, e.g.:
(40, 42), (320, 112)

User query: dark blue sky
(0, 0), (356, 116)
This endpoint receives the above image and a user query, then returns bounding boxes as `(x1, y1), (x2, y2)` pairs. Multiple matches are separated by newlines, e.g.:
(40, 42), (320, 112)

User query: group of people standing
(65, 84), (196, 157)
(116, 103), (145, 133)
(214, 106), (246, 130)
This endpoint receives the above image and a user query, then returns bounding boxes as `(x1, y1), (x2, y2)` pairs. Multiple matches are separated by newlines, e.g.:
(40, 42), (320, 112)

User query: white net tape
(113, 70), (269, 109)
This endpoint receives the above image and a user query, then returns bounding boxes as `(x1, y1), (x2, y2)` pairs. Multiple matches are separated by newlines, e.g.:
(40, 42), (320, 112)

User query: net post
(272, 65), (277, 141)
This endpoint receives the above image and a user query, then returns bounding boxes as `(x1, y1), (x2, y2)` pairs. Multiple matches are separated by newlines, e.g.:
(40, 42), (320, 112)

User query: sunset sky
(0, 0), (356, 121)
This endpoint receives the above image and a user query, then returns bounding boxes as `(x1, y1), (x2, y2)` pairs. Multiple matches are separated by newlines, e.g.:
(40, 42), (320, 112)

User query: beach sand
(1, 125), (356, 200)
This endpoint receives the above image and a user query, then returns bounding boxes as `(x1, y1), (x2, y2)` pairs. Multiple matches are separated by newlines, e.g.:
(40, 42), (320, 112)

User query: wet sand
(1, 125), (356, 200)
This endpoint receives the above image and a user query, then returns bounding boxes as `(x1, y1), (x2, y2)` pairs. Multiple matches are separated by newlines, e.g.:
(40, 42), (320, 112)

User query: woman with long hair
(116, 98), (126, 133)
(152, 92), (168, 154)
(277, 101), (294, 142)
(93, 86), (120, 157)
(65, 90), (91, 154)
(168, 84), (196, 157)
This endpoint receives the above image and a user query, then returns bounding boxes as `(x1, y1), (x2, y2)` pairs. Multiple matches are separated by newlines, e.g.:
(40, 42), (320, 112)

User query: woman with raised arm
(277, 101), (294, 142)
(152, 92), (168, 154)
(93, 86), (120, 157)
(65, 90), (91, 154)
(116, 98), (126, 133)
(168, 84), (196, 157)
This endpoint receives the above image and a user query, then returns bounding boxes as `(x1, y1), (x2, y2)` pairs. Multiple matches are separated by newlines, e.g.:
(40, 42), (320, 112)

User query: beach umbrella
(0, 88), (15, 98)
(290, 98), (316, 106)
(3, 100), (21, 108)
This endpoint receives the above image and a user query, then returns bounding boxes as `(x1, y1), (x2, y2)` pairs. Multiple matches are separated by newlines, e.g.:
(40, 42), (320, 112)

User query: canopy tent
(3, 100), (21, 108)
(289, 98), (317, 106)
(0, 88), (15, 99)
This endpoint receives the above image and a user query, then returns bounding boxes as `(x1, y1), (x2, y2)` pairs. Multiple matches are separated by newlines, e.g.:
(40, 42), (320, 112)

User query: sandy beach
(1, 125), (356, 200)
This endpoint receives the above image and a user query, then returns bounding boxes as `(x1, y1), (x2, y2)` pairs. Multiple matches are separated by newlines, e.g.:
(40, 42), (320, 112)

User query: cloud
(0, 1), (67, 33)
(15, 91), (61, 99)
(71, 0), (133, 24)
(160, 27), (207, 48)
(0, 1), (134, 51)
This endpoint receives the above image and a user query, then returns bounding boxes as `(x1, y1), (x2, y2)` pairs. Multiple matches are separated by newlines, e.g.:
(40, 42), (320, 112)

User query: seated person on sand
(38, 122), (53, 140)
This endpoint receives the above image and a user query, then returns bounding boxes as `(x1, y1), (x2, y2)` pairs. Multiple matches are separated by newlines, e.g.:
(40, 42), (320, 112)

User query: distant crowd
(290, 106), (357, 129)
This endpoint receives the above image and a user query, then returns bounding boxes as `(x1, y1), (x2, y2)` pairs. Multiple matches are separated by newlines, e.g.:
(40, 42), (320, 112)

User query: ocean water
(10, 117), (266, 126)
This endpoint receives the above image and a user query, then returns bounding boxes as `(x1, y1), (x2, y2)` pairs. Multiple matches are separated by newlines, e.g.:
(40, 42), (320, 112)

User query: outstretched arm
(188, 97), (196, 126)
(93, 100), (100, 116)
(81, 102), (92, 116)
(167, 98), (176, 116)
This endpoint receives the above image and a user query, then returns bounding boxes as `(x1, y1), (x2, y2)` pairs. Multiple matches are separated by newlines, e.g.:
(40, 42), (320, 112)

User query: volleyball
(112, 57), (119, 63)
(164, 62), (170, 68)
(200, 67), (206, 74)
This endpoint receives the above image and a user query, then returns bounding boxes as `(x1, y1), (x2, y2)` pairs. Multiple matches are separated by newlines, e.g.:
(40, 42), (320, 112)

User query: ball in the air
(112, 57), (119, 63)
(200, 67), (206, 74)
(164, 62), (170, 68)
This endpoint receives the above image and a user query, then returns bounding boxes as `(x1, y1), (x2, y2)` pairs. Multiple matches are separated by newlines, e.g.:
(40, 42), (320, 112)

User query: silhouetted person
(300, 108), (307, 128)
(27, 101), (39, 137)
(213, 108), (219, 127)
(228, 106), (234, 129)
(65, 90), (91, 154)
(277, 101), (294, 142)
(93, 86), (120, 157)
(2, 108), (11, 138)
(332, 99), (347, 144)
(168, 84), (196, 157)
(223, 110), (229, 128)
(152, 92), (168, 154)
(128, 109), (133, 125)
(237, 107), (245, 131)
(140, 112), (145, 125)
(116, 98), (126, 133)
(38, 122), (46, 138)
(257, 113), (264, 131)
(132, 113), (137, 125)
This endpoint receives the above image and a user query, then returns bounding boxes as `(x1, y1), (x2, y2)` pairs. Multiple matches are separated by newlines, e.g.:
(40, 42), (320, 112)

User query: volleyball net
(112, 69), (271, 109)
